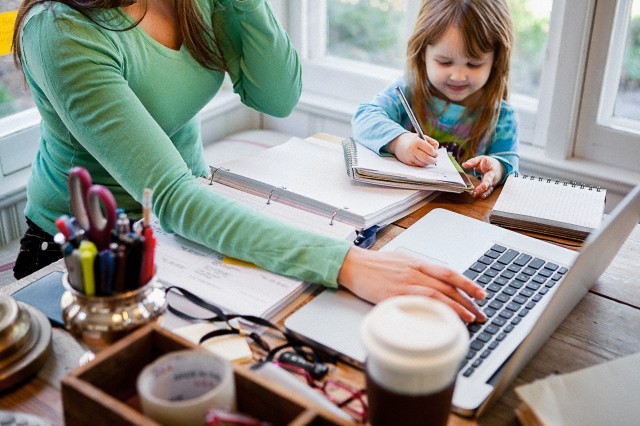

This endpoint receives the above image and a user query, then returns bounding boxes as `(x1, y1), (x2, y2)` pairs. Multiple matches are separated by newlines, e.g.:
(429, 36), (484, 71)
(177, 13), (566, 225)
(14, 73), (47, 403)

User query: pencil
(143, 188), (152, 228)
(395, 86), (427, 140)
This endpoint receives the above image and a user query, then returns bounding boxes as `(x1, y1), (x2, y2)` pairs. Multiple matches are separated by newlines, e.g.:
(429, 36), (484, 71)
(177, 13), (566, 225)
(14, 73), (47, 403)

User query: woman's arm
(213, 0), (301, 117)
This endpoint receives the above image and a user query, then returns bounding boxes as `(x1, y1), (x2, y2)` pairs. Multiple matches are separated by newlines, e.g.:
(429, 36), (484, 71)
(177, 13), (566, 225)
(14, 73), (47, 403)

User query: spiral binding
(512, 172), (602, 192)
(342, 138), (358, 178)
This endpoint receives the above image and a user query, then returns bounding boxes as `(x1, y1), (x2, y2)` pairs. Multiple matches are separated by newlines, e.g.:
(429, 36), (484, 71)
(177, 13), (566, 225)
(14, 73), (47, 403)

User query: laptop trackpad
(394, 246), (449, 266)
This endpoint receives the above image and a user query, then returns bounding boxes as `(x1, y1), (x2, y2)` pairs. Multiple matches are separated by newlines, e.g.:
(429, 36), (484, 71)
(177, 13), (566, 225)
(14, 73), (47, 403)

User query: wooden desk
(2, 188), (640, 426)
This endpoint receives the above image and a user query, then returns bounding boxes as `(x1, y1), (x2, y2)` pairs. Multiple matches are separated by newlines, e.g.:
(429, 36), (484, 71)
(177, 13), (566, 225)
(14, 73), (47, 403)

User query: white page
(215, 137), (430, 227)
(151, 217), (310, 318)
(356, 145), (465, 185)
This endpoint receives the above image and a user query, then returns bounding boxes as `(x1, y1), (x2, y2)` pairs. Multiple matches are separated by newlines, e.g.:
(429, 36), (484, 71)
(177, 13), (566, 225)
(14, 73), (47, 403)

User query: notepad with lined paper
(489, 173), (607, 242)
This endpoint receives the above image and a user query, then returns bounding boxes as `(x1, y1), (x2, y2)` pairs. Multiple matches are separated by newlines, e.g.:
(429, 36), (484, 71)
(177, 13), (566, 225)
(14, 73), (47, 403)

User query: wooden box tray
(61, 323), (352, 425)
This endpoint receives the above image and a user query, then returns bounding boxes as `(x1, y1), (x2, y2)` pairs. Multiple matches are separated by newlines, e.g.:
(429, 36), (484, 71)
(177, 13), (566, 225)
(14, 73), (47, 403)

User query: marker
(96, 249), (115, 296)
(141, 226), (156, 286)
(79, 240), (98, 296)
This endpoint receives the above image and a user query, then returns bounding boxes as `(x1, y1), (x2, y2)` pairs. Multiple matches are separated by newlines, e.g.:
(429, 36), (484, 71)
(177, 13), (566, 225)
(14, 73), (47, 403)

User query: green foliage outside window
(622, 16), (640, 88)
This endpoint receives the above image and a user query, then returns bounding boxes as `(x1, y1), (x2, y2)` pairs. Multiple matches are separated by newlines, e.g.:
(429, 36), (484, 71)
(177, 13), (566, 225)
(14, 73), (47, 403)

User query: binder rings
(342, 137), (474, 193)
(208, 136), (435, 231)
(489, 173), (607, 241)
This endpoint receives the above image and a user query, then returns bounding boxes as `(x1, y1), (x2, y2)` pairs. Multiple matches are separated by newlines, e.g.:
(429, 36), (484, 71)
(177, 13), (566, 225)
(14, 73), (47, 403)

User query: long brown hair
(406, 0), (513, 159)
(12, 0), (227, 72)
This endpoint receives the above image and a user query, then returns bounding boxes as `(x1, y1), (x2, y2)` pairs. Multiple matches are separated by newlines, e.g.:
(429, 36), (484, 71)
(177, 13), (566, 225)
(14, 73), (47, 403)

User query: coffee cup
(136, 349), (236, 426)
(360, 295), (469, 426)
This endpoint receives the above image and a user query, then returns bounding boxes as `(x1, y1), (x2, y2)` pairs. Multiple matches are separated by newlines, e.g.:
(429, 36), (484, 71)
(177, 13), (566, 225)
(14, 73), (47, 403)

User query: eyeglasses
(272, 360), (368, 424)
(165, 286), (367, 422)
(165, 286), (339, 363)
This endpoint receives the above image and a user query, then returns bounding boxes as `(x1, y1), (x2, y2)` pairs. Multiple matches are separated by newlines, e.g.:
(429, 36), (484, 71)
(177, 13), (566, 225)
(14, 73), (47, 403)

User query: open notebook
(209, 136), (435, 231)
(342, 137), (474, 192)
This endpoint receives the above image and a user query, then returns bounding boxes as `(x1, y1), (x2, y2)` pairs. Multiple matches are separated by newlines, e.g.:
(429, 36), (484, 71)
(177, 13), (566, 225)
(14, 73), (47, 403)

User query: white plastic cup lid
(360, 295), (469, 394)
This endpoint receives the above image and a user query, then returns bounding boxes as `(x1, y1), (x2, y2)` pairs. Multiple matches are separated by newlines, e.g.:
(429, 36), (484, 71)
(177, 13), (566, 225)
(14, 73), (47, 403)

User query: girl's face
(425, 26), (494, 105)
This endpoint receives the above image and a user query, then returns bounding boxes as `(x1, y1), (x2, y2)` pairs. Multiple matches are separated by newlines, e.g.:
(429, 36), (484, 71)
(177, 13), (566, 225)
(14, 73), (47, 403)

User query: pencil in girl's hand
(395, 86), (427, 140)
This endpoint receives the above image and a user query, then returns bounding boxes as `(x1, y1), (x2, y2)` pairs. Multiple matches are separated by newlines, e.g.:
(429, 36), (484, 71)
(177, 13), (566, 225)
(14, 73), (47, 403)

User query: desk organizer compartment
(61, 323), (351, 426)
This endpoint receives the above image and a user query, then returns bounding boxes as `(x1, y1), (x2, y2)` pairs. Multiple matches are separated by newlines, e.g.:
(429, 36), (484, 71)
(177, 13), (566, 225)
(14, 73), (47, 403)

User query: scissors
(68, 167), (117, 250)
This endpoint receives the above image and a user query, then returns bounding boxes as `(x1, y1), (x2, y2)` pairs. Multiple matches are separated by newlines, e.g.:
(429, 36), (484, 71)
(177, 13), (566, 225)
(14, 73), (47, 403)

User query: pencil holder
(60, 272), (166, 353)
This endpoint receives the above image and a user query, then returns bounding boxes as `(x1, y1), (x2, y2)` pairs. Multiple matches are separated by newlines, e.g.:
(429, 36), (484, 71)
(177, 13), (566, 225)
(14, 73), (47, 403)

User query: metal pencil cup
(60, 272), (166, 353)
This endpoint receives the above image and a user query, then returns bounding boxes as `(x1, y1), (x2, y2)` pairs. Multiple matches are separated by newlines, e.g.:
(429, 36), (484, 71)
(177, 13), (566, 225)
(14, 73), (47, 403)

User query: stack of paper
(210, 136), (434, 230)
(515, 352), (640, 425)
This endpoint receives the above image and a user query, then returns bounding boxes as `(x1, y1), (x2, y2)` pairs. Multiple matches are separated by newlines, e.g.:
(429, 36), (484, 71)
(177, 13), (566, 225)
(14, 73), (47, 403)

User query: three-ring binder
(209, 167), (229, 185)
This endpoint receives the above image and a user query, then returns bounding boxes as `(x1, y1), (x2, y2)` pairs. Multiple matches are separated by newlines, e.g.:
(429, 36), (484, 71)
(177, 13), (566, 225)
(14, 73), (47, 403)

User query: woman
(12, 0), (486, 323)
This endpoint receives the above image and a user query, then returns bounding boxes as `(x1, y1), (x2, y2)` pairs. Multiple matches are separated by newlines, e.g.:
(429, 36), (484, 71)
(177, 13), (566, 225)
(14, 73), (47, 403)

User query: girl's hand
(462, 155), (505, 199)
(337, 247), (487, 324)
(385, 132), (439, 166)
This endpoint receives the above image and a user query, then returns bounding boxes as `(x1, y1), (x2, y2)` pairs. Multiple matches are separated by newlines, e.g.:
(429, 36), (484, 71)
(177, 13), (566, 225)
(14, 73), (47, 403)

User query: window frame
(575, 0), (640, 171)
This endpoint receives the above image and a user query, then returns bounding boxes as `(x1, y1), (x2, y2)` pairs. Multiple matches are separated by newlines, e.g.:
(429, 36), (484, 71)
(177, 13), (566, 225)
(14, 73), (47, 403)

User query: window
(575, 0), (640, 170)
(290, 0), (640, 181)
(309, 0), (552, 144)
(1, 4), (35, 120)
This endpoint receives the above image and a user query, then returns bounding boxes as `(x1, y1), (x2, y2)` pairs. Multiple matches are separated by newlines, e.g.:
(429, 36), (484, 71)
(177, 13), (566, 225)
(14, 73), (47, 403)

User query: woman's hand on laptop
(338, 247), (487, 324)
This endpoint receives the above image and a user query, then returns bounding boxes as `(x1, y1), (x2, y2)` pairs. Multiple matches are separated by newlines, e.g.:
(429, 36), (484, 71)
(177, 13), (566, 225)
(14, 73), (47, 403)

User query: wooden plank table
(2, 185), (639, 425)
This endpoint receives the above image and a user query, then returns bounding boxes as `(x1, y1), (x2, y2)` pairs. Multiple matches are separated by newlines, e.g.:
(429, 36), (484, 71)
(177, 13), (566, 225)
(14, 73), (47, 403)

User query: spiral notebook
(208, 136), (434, 231)
(489, 173), (607, 241)
(342, 137), (474, 192)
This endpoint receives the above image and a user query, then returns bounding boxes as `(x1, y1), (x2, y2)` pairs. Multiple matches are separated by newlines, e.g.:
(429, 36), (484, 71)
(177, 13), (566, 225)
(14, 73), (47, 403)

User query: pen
(122, 233), (145, 290)
(116, 209), (131, 239)
(395, 86), (427, 140)
(79, 240), (98, 296)
(55, 215), (72, 240)
(112, 243), (127, 293)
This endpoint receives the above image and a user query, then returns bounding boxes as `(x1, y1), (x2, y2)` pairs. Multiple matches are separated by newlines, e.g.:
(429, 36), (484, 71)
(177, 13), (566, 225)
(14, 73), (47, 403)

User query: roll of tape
(137, 349), (236, 426)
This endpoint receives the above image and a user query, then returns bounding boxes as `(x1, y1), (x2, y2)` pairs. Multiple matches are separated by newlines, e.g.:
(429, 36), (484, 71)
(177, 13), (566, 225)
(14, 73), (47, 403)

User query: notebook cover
(12, 270), (65, 327)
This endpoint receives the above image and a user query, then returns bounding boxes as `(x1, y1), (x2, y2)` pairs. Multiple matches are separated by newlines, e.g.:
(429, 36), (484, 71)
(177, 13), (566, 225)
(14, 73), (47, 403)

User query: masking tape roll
(137, 349), (236, 426)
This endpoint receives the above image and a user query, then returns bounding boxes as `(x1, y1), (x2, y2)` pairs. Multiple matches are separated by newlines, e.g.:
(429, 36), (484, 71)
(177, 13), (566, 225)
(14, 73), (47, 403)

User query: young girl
(352, 0), (518, 199)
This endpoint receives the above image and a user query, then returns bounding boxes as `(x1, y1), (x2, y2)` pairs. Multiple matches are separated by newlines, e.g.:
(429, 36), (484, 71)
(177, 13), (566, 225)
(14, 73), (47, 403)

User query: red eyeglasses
(272, 360), (368, 423)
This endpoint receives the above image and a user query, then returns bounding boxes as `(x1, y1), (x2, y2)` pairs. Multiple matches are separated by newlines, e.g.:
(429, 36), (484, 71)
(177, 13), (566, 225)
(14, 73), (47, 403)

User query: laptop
(285, 184), (640, 417)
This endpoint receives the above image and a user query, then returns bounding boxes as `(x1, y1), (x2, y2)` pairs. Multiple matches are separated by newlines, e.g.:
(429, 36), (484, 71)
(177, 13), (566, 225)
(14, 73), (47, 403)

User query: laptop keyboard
(459, 244), (568, 379)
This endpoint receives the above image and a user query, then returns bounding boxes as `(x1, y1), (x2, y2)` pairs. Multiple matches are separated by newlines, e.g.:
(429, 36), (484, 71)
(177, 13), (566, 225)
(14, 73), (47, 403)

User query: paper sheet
(516, 352), (640, 425)
(151, 217), (312, 319)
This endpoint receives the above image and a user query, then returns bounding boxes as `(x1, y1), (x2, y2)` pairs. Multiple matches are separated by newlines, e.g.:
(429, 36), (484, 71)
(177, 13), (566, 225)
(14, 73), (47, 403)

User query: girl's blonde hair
(406, 0), (513, 159)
